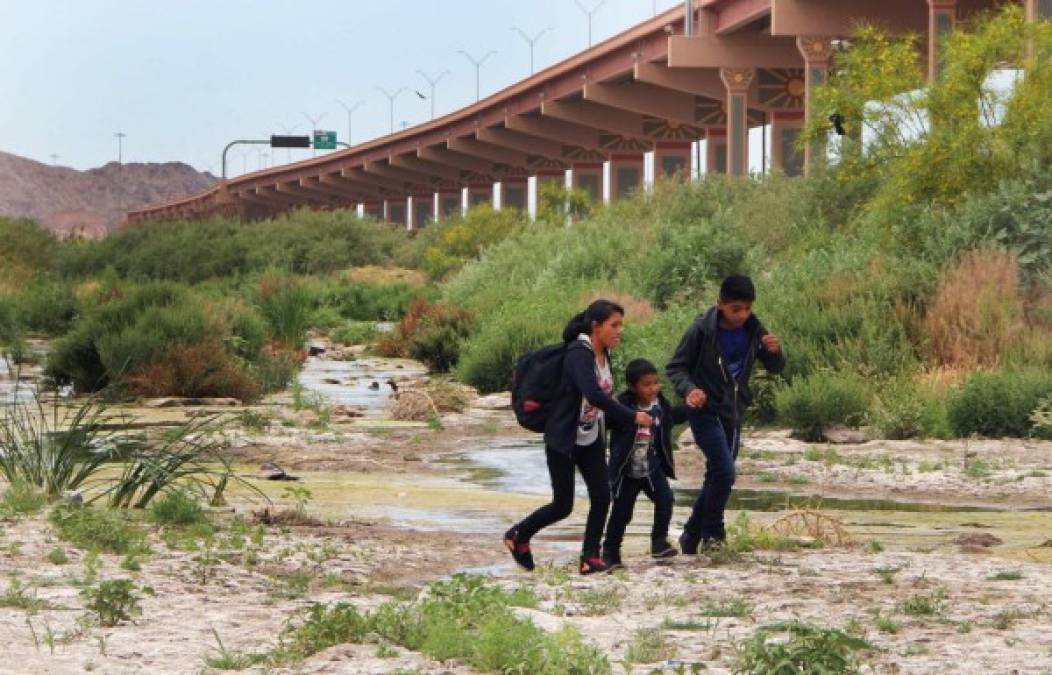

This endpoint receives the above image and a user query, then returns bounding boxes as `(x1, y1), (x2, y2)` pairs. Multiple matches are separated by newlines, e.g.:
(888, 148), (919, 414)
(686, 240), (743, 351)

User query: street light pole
(300, 111), (327, 156)
(274, 122), (300, 164)
(376, 86), (407, 134)
(335, 99), (365, 145)
(458, 49), (496, 102)
(49, 153), (60, 166)
(114, 132), (127, 164)
(510, 26), (552, 75)
(573, 0), (608, 47)
(416, 69), (450, 120)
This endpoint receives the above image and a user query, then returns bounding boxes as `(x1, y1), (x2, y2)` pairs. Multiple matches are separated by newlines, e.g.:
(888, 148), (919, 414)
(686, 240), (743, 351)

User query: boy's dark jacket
(607, 390), (688, 495)
(665, 306), (786, 426)
(543, 338), (637, 457)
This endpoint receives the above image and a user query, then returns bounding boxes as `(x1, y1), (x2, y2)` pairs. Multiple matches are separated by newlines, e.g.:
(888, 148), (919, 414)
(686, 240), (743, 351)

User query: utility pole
(376, 86), (407, 134)
(335, 98), (364, 145)
(301, 112), (327, 156)
(511, 26), (552, 75)
(458, 49), (496, 102)
(416, 69), (450, 119)
(114, 132), (127, 164)
(274, 122), (300, 164)
(574, 0), (608, 47)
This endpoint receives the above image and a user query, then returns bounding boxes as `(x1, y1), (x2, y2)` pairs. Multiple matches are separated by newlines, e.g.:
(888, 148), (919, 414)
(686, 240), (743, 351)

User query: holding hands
(686, 388), (707, 408)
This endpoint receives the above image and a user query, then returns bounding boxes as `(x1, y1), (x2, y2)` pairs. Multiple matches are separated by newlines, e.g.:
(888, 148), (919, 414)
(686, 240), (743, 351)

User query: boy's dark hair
(719, 275), (756, 303)
(625, 358), (658, 387)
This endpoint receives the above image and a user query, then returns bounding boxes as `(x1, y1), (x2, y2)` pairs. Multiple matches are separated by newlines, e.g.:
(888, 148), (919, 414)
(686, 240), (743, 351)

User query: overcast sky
(1, 1), (683, 174)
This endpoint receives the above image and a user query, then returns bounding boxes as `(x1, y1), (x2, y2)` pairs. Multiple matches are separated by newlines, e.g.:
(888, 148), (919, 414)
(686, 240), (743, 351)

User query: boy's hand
(635, 411), (654, 427)
(761, 334), (781, 354)
(686, 388), (707, 408)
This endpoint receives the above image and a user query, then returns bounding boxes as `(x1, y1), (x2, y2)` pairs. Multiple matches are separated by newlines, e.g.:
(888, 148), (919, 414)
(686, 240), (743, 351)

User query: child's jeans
(682, 412), (740, 542)
(602, 469), (674, 556)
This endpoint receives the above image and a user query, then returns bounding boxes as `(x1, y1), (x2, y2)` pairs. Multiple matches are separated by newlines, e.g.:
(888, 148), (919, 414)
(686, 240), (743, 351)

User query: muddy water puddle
(297, 355), (426, 415)
(460, 440), (1052, 559)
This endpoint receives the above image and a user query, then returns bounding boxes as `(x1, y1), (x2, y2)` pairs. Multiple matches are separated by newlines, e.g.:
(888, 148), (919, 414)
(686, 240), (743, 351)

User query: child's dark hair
(561, 299), (625, 343)
(625, 358), (658, 387)
(719, 275), (756, 303)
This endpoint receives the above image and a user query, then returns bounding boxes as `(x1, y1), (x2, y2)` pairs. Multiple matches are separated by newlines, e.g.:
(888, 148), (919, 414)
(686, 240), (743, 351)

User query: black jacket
(543, 337), (637, 457)
(665, 306), (786, 426)
(607, 390), (689, 496)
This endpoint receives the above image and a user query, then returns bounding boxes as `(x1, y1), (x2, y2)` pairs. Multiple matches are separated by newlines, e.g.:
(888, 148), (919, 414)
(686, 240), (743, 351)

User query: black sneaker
(678, 531), (700, 555)
(579, 555), (609, 575)
(701, 537), (726, 553)
(602, 551), (624, 571)
(503, 527), (535, 571)
(651, 540), (679, 559)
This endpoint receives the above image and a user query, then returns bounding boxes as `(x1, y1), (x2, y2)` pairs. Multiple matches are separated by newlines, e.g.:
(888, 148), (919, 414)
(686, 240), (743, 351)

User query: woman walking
(504, 299), (653, 575)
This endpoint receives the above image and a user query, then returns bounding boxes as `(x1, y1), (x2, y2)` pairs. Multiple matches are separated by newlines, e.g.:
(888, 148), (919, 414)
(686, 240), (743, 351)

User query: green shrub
(1032, 395), (1052, 440)
(734, 621), (870, 675)
(331, 321), (379, 345)
(380, 300), (473, 373)
(416, 204), (524, 280)
(868, 376), (927, 440)
(12, 275), (78, 335)
(947, 369), (1052, 437)
(271, 602), (369, 665)
(80, 579), (144, 626)
(149, 490), (206, 526)
(49, 505), (147, 554)
(775, 371), (870, 441)
(455, 292), (579, 393)
(45, 282), (271, 399)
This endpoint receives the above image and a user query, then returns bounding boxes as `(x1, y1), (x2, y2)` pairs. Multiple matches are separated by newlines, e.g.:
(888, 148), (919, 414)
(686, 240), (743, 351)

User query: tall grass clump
(775, 371), (870, 441)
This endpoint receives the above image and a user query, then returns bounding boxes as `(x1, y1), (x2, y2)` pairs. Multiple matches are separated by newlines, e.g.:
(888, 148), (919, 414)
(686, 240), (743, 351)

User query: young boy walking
(666, 275), (785, 553)
(602, 358), (689, 570)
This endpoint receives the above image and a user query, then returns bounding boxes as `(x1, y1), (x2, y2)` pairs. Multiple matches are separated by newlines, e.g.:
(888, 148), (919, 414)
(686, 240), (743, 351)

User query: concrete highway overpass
(128, 0), (1048, 228)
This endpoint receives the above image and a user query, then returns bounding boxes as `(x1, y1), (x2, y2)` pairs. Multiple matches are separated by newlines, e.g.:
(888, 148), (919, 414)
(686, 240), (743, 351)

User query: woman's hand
(686, 388), (707, 408)
(635, 411), (654, 427)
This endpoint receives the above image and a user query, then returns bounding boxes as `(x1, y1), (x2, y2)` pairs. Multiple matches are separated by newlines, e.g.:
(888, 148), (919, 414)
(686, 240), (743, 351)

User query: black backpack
(511, 343), (567, 432)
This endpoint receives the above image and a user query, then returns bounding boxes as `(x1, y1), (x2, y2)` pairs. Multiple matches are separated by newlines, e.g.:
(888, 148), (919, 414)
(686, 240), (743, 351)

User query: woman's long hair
(561, 299), (625, 343)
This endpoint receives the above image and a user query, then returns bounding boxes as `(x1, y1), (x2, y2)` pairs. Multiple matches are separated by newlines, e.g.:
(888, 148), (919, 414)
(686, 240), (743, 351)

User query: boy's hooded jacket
(665, 306), (785, 426)
(606, 390), (689, 496)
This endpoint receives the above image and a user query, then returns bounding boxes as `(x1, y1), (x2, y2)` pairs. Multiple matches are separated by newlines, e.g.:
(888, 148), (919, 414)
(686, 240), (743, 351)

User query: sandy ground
(2, 349), (1051, 673)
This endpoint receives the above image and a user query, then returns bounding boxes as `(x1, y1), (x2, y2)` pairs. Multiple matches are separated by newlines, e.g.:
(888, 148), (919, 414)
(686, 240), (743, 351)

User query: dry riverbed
(1, 349), (1051, 673)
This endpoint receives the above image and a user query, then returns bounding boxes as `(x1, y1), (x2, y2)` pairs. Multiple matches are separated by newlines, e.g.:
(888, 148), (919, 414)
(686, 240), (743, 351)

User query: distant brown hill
(0, 150), (216, 238)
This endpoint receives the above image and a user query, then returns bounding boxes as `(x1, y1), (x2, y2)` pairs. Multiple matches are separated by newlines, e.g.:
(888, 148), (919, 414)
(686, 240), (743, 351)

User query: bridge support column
(410, 194), (433, 230)
(609, 154), (644, 201)
(570, 163), (603, 206)
(654, 142), (692, 182)
(770, 111), (805, 177)
(796, 37), (833, 176)
(704, 128), (727, 175)
(720, 68), (755, 177)
(927, 1), (957, 82)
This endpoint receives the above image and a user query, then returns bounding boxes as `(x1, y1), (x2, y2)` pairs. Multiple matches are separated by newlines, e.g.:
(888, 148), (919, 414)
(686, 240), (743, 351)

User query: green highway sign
(313, 130), (337, 150)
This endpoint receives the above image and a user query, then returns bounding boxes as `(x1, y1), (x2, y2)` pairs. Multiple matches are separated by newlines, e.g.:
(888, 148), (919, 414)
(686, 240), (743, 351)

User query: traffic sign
(313, 130), (337, 150)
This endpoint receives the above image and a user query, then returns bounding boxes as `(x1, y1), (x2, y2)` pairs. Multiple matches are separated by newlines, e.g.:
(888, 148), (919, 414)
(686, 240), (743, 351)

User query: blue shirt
(717, 325), (749, 381)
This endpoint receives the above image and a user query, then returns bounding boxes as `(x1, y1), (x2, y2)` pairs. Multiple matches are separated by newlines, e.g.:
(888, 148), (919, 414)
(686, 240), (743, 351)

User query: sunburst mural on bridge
(695, 99), (767, 127)
(527, 156), (570, 171)
(642, 116), (702, 141)
(758, 69), (805, 109)
(598, 134), (652, 152)
(562, 146), (608, 162)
